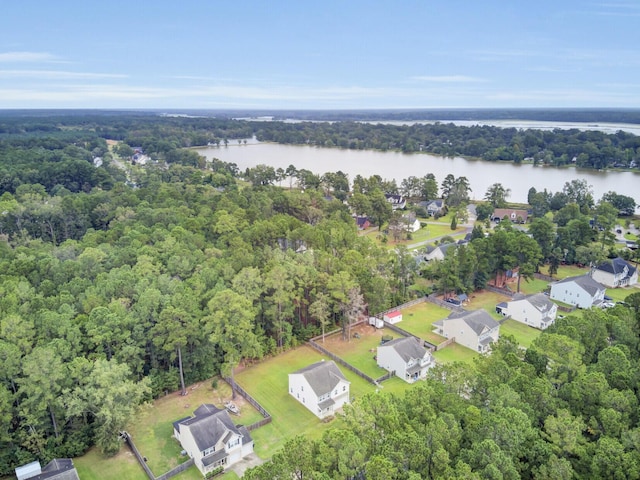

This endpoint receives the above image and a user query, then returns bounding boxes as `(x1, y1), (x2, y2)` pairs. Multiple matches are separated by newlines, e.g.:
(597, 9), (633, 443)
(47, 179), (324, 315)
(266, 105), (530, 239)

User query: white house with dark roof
(550, 274), (606, 309)
(433, 310), (500, 353)
(173, 404), (254, 475)
(288, 360), (350, 419)
(15, 459), (80, 480)
(376, 336), (434, 383)
(385, 194), (406, 210)
(592, 257), (638, 288)
(424, 242), (457, 262)
(496, 293), (557, 330)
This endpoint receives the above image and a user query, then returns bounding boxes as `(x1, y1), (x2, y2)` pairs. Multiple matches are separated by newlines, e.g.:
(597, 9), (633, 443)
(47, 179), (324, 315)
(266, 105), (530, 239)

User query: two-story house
(496, 293), (557, 329)
(288, 360), (350, 419)
(173, 404), (254, 476)
(376, 336), (434, 383)
(549, 274), (606, 309)
(592, 257), (638, 288)
(433, 310), (500, 353)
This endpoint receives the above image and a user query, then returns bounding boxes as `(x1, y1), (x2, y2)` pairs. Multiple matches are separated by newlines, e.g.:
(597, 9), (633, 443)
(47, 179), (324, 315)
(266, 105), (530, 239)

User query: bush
(205, 466), (224, 478)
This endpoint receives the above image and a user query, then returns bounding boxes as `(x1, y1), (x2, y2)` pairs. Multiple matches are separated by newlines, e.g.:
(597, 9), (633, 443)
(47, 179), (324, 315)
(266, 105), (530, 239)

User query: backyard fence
(223, 377), (271, 420)
(486, 285), (516, 298)
(534, 272), (555, 282)
(435, 337), (456, 351)
(382, 321), (436, 351)
(308, 339), (378, 385)
(375, 296), (427, 318)
(425, 294), (465, 312)
(155, 459), (195, 480)
(121, 431), (156, 480)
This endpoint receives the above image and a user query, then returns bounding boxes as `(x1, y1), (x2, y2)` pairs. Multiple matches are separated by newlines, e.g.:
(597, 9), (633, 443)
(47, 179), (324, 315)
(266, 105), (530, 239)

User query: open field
(539, 264), (589, 279)
(235, 345), (374, 458)
(319, 324), (389, 378)
(499, 319), (542, 348)
(398, 302), (451, 343)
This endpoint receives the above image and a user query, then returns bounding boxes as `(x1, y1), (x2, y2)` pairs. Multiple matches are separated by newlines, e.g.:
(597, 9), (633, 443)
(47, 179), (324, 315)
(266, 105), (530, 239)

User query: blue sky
(0, 1), (638, 109)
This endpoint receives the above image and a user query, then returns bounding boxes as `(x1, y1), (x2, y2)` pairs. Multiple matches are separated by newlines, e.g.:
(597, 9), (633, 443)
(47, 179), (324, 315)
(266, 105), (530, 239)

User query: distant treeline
(1, 112), (640, 173)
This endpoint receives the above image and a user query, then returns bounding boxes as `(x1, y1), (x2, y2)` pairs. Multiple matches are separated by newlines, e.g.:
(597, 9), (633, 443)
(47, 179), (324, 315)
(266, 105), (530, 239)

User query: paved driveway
(229, 453), (265, 477)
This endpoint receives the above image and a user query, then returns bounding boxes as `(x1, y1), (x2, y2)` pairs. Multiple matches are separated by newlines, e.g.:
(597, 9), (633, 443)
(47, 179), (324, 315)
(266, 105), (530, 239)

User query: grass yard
(606, 286), (640, 303)
(517, 277), (550, 295)
(235, 345), (374, 459)
(539, 264), (589, 280)
(74, 447), (146, 480)
(398, 302), (451, 343)
(432, 343), (479, 364)
(499, 319), (542, 348)
(464, 289), (512, 320)
(319, 324), (389, 378)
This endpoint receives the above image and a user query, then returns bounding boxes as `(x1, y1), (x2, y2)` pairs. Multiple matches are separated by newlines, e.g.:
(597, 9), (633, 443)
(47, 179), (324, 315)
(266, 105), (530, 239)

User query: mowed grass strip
(399, 302), (450, 342)
(432, 343), (479, 364)
(499, 319), (542, 348)
(235, 345), (375, 459)
(318, 326), (389, 378)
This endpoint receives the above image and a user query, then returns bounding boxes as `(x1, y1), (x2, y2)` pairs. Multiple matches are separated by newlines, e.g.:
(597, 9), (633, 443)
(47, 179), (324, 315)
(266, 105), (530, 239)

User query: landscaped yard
(398, 302), (451, 343)
(517, 277), (550, 295)
(74, 446), (147, 480)
(539, 264), (589, 280)
(606, 286), (639, 303)
(234, 344), (375, 459)
(499, 319), (542, 348)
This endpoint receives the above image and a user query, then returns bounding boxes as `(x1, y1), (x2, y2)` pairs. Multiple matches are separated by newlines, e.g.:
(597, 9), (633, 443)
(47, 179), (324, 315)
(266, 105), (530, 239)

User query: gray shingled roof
(177, 405), (242, 452)
(32, 459), (80, 480)
(292, 360), (348, 397)
(446, 310), (499, 334)
(596, 257), (636, 277)
(381, 336), (427, 363)
(555, 274), (604, 296)
(522, 293), (554, 312)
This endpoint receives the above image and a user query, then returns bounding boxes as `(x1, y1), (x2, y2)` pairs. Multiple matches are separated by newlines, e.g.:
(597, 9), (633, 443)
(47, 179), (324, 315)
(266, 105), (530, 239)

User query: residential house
(288, 360), (350, 419)
(173, 404), (254, 475)
(549, 274), (606, 308)
(354, 215), (371, 230)
(592, 257), (638, 288)
(15, 459), (80, 480)
(491, 208), (528, 223)
(424, 242), (457, 262)
(425, 199), (446, 217)
(433, 310), (500, 353)
(385, 194), (406, 210)
(496, 293), (557, 329)
(383, 310), (403, 324)
(402, 213), (421, 232)
(376, 336), (434, 383)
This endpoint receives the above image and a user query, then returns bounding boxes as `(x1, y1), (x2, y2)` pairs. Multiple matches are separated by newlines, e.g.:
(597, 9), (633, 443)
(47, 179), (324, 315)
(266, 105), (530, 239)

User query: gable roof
(176, 405), (241, 452)
(555, 274), (604, 296)
(32, 459), (79, 480)
(596, 257), (636, 277)
(446, 310), (500, 334)
(492, 208), (528, 222)
(381, 336), (428, 362)
(292, 360), (349, 397)
(385, 310), (401, 318)
(512, 293), (555, 312)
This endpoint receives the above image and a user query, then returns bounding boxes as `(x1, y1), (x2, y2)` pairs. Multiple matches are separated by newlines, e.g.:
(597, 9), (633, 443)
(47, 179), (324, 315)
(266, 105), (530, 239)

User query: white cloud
(410, 75), (486, 83)
(0, 70), (127, 79)
(0, 51), (59, 62)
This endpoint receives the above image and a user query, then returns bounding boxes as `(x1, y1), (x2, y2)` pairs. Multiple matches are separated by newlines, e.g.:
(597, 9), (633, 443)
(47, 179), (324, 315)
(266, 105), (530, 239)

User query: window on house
(343, 385), (346, 392)
(203, 446), (215, 456)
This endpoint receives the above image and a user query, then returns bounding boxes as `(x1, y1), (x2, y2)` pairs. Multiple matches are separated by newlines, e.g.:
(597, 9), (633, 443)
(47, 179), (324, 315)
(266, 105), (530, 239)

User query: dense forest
(1, 112), (639, 478)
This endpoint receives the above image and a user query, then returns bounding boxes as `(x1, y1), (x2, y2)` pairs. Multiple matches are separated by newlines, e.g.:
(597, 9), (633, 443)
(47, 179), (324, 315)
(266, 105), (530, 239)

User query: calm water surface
(197, 143), (639, 205)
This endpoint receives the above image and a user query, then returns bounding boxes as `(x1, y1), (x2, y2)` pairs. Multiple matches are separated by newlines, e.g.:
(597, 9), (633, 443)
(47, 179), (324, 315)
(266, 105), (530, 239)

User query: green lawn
(432, 343), (479, 364)
(398, 302), (451, 343)
(499, 319), (542, 348)
(539, 264), (589, 279)
(465, 290), (512, 320)
(74, 447), (147, 480)
(606, 286), (639, 303)
(319, 329), (389, 379)
(235, 345), (375, 459)
(517, 277), (550, 295)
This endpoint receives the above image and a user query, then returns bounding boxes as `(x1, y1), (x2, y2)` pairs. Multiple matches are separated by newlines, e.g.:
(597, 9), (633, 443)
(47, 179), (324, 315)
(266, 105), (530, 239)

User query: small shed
(383, 310), (403, 324)
(15, 461), (41, 480)
(369, 316), (384, 328)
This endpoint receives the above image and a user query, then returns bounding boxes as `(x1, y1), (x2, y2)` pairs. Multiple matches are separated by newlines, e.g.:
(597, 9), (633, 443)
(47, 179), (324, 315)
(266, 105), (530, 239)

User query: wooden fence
(534, 272), (555, 282)
(122, 431), (156, 480)
(224, 378), (271, 420)
(155, 459), (195, 480)
(382, 321), (436, 351)
(375, 296), (427, 318)
(435, 337), (456, 351)
(308, 339), (378, 385)
(425, 294), (465, 312)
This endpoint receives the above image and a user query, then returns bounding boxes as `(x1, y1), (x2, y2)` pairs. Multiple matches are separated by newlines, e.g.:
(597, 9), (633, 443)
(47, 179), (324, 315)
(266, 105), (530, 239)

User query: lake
(196, 142), (640, 205)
